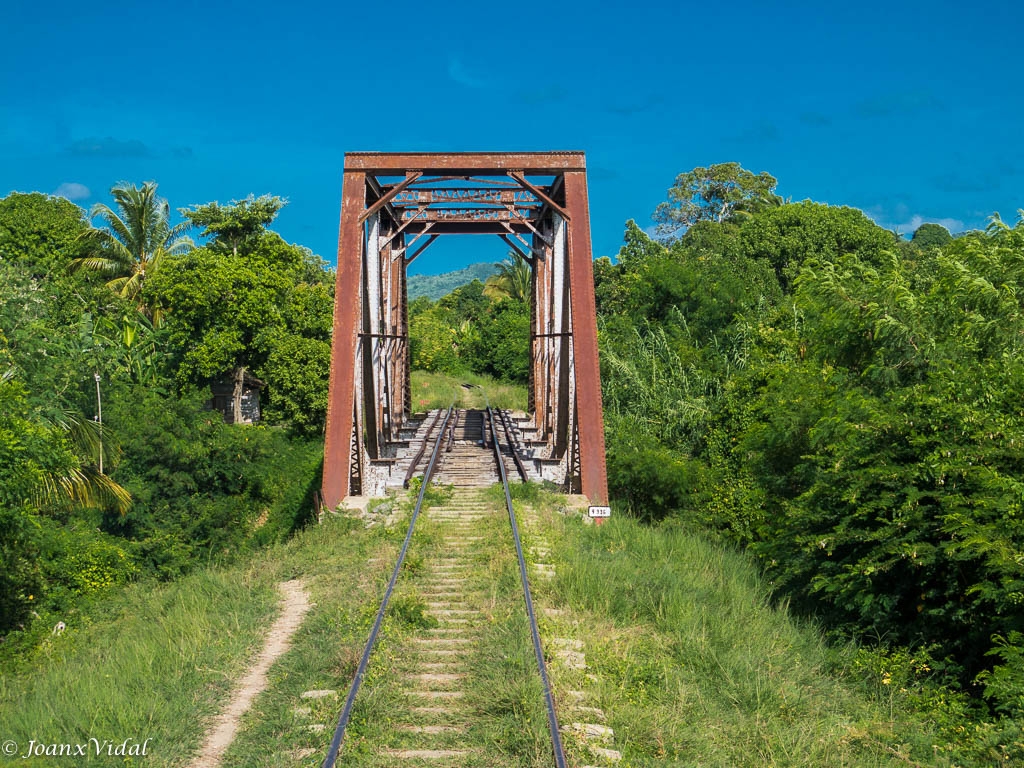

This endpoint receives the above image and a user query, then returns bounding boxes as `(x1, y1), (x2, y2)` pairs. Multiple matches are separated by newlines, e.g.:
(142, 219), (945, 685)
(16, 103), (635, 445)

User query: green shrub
(387, 593), (437, 629)
(104, 386), (321, 577)
(41, 524), (139, 599)
(979, 633), (1024, 719)
(410, 308), (463, 374)
(465, 298), (530, 384)
(606, 436), (701, 522)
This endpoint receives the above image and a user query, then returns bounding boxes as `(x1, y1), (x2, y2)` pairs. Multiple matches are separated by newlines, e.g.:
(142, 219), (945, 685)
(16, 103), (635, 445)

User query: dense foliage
(408, 277), (531, 384)
(597, 190), (1024, 755)
(150, 197), (333, 435)
(5, 166), (1023, 762)
(0, 188), (328, 650)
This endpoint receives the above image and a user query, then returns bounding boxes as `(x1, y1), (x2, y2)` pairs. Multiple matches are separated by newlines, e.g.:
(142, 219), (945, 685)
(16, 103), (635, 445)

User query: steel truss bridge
(322, 152), (608, 508)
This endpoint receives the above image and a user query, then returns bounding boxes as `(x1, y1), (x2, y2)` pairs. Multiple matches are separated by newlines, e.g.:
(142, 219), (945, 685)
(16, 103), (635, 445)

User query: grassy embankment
(409, 369), (527, 411)
(518, 488), (961, 767)
(0, 508), (392, 767)
(0, 475), (962, 767)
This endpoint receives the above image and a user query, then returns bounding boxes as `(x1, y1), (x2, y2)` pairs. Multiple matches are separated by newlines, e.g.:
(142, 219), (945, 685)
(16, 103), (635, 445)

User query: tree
(71, 182), (193, 321)
(0, 367), (132, 632)
(617, 219), (667, 269)
(653, 162), (778, 238)
(466, 299), (531, 383)
(483, 251), (532, 303)
(0, 368), (129, 514)
(0, 193), (89, 276)
(911, 222), (953, 248)
(739, 201), (895, 289)
(409, 307), (463, 375)
(149, 198), (334, 434)
(182, 195), (285, 257)
(438, 280), (489, 323)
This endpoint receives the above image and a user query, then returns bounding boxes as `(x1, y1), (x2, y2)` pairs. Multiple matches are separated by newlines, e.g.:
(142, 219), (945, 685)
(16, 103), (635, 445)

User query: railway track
(321, 406), (568, 768)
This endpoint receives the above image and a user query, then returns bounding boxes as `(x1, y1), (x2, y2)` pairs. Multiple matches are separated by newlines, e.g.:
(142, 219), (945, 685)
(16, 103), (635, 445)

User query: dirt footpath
(188, 580), (311, 768)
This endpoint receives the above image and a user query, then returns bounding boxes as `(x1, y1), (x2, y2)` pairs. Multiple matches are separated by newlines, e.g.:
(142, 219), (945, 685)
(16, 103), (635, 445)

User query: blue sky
(1, 0), (1020, 274)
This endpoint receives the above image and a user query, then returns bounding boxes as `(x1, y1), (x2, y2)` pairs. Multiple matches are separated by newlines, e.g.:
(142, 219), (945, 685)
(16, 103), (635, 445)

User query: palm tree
(483, 251), (532, 304)
(71, 181), (193, 322)
(36, 408), (131, 514)
(2, 368), (130, 514)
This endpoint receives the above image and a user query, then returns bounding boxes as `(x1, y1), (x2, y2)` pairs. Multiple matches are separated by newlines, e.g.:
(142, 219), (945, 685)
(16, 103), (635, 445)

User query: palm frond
(105, 275), (132, 292)
(117, 273), (145, 301)
(484, 251), (532, 303)
(74, 227), (134, 267)
(34, 465), (131, 515)
(39, 408), (120, 470)
(986, 212), (1010, 237)
(91, 201), (136, 255)
(69, 255), (128, 276)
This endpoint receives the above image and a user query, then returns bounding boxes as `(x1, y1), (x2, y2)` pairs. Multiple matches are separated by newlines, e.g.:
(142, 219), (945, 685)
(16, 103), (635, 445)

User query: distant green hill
(407, 262), (497, 301)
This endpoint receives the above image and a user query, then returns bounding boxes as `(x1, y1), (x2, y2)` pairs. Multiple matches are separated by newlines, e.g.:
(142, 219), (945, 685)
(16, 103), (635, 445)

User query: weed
(387, 592), (438, 630)
(401, 550), (425, 575)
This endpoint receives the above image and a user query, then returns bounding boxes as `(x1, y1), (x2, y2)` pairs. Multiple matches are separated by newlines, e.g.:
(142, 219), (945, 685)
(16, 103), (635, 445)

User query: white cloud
(864, 204), (966, 236)
(52, 182), (91, 201)
(899, 214), (965, 235)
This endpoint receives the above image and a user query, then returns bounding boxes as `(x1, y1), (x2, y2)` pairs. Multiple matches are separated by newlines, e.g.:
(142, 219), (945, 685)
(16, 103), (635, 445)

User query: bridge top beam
(344, 151), (586, 174)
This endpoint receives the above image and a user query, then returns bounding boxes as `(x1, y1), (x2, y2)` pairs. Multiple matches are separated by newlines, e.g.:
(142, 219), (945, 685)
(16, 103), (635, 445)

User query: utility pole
(94, 371), (103, 475)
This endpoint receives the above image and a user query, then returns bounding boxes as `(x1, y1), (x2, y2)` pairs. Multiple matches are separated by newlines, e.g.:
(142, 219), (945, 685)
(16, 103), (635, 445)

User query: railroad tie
(385, 488), (492, 763)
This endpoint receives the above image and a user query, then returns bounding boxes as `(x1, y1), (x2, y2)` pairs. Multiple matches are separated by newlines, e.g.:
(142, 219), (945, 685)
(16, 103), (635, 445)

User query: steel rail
(496, 408), (529, 482)
(403, 408), (444, 488)
(480, 408), (491, 448)
(446, 409), (460, 452)
(486, 405), (568, 768)
(321, 405), (455, 768)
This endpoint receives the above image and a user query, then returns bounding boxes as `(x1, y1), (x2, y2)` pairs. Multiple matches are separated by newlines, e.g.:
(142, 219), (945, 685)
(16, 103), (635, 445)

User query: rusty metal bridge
(321, 152), (607, 509)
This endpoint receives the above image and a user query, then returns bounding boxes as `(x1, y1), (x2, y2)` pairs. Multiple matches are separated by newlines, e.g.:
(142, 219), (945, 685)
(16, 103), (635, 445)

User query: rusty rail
(496, 409), (529, 483)
(486, 406), (567, 768)
(403, 409), (444, 488)
(322, 405), (454, 768)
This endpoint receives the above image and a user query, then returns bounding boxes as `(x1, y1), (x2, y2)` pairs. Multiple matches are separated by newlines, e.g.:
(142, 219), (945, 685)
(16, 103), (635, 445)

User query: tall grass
(530, 498), (953, 767)
(0, 479), (961, 767)
(0, 513), (392, 767)
(0, 571), (279, 767)
(601, 322), (721, 451)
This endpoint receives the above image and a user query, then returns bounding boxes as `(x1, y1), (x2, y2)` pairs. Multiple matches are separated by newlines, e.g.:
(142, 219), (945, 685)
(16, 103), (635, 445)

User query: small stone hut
(207, 368), (265, 424)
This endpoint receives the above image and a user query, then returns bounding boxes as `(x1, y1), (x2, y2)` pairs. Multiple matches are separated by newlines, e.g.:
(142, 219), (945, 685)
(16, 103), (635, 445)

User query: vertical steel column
(552, 216), (571, 458)
(533, 228), (551, 439)
(361, 214), (382, 458)
(563, 171), (608, 503)
(527, 243), (537, 418)
(323, 171), (367, 509)
(380, 219), (395, 441)
(401, 248), (411, 416)
(389, 228), (406, 434)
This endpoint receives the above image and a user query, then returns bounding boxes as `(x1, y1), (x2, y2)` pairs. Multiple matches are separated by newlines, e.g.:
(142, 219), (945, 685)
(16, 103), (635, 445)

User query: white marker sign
(588, 505), (611, 519)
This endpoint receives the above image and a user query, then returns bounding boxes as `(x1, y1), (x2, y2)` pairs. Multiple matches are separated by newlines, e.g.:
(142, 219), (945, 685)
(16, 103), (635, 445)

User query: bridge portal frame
(322, 152), (607, 508)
